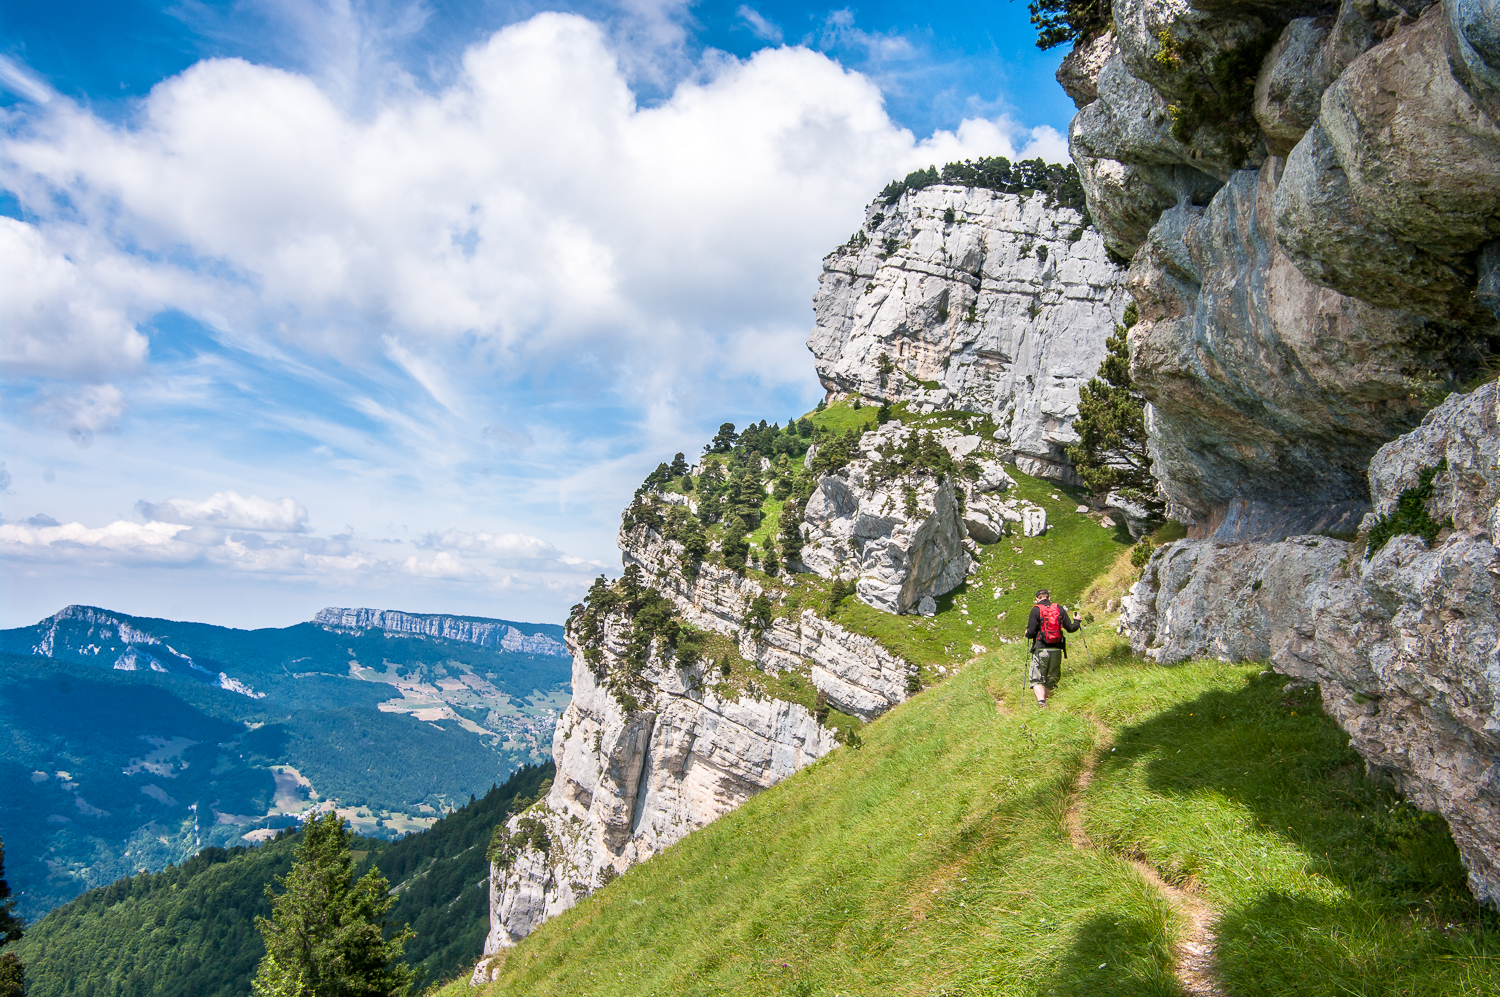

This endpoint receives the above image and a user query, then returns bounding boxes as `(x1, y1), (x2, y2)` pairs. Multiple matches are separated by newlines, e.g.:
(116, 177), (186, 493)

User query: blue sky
(0, 0), (1072, 629)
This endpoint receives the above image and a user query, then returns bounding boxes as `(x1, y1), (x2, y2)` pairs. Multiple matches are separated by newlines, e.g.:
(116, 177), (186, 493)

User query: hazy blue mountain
(0, 605), (571, 918)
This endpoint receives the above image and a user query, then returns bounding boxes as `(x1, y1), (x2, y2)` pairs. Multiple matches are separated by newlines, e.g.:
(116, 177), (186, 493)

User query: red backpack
(1038, 603), (1063, 643)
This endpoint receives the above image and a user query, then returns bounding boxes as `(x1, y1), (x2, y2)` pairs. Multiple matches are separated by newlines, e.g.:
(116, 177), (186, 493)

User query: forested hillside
(4, 764), (552, 996)
(0, 606), (569, 918)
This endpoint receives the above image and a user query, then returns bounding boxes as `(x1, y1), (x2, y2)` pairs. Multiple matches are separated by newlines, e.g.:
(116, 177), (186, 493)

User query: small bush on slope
(447, 641), (1496, 997)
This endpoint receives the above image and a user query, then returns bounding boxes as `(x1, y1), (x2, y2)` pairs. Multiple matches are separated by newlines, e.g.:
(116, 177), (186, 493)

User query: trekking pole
(1074, 607), (1096, 673)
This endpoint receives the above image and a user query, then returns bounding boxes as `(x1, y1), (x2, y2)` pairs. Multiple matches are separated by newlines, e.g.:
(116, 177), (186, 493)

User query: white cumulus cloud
(0, 220), (151, 381)
(1, 13), (1055, 404)
(401, 551), (484, 580)
(138, 491), (310, 532)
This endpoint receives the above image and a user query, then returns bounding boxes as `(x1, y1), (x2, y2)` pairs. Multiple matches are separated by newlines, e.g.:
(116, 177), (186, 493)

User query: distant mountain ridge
(0, 603), (571, 919)
(313, 607), (567, 656)
(28, 605), (271, 697)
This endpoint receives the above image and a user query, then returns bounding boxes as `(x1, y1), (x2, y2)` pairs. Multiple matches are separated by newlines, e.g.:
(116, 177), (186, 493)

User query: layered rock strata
(313, 606), (566, 655)
(807, 184), (1128, 481)
(1068, 0), (1500, 539)
(478, 626), (840, 965)
(1122, 383), (1500, 903)
(475, 518), (917, 971)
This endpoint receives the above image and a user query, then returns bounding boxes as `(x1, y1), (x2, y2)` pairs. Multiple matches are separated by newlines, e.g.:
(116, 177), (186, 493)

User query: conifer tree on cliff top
(0, 837), (24, 997)
(253, 813), (414, 997)
(1066, 302), (1158, 498)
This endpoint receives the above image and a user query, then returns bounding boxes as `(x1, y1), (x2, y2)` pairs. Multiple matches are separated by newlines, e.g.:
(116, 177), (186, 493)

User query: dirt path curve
(1065, 719), (1223, 997)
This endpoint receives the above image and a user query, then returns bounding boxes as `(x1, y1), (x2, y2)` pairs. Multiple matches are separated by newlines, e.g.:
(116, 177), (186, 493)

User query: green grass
(448, 644), (1496, 997)
(806, 397), (881, 436)
(810, 465), (1132, 678)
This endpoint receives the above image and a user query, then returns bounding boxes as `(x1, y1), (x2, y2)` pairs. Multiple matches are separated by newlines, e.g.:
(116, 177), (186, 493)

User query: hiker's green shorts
(1029, 647), (1062, 687)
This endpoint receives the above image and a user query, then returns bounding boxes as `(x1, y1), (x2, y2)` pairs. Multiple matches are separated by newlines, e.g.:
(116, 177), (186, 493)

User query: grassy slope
(480, 401), (1498, 995)
(451, 633), (1497, 997)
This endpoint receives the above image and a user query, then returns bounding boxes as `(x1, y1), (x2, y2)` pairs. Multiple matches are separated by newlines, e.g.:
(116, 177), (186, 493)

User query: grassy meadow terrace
(447, 629), (1498, 997)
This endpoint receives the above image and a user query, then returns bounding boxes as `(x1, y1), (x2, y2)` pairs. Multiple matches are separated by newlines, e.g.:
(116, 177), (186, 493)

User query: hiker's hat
(1035, 588), (1050, 600)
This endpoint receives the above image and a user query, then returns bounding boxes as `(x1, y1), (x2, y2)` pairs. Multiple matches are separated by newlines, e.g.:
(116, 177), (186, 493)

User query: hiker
(1024, 588), (1079, 707)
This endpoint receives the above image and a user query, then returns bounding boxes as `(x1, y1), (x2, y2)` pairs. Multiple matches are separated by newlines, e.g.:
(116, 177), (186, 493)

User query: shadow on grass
(1099, 672), (1472, 901)
(1212, 890), (1500, 997)
(1035, 913), (1181, 997)
(1067, 669), (1500, 995)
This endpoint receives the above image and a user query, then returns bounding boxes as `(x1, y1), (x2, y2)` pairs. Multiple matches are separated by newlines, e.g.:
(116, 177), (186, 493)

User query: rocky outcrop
(621, 524), (916, 721)
(1068, 0), (1499, 538)
(473, 514), (918, 969)
(1121, 535), (1352, 664)
(1120, 382), (1500, 904)
(313, 606), (567, 656)
(1280, 382), (1500, 906)
(807, 184), (1128, 481)
(1128, 161), (1464, 534)
(796, 422), (1036, 612)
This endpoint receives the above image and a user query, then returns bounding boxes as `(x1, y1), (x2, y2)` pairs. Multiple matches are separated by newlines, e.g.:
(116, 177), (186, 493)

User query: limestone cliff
(807, 184), (1129, 481)
(798, 421), (1043, 613)
(1066, 0), (1500, 903)
(313, 606), (567, 656)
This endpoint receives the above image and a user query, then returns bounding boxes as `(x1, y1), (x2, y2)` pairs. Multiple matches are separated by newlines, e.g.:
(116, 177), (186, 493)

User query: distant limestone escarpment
(807, 182), (1128, 482)
(313, 607), (568, 656)
(1059, 0), (1500, 904)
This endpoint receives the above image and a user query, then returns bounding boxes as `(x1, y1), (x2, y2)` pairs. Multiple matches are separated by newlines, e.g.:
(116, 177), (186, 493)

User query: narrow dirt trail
(1065, 719), (1223, 997)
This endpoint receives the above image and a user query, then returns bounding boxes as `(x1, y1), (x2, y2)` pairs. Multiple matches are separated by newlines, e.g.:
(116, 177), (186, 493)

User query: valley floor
(448, 630), (1498, 997)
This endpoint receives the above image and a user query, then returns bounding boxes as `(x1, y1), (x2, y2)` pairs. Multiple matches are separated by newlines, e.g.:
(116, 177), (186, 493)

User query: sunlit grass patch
(448, 648), (1499, 997)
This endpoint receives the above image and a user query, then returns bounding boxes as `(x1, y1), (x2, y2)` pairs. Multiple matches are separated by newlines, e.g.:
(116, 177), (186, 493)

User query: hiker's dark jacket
(1025, 603), (1080, 652)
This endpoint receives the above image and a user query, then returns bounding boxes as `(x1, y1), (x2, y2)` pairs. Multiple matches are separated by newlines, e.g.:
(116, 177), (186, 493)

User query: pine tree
(1065, 302), (1157, 498)
(0, 837), (22, 997)
(1027, 0), (1113, 50)
(252, 813), (414, 997)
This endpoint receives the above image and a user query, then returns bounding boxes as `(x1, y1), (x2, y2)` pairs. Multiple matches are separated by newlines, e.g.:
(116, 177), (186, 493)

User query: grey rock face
(1066, 3), (1500, 901)
(1446, 0), (1500, 121)
(1255, 15), (1335, 156)
(807, 185), (1128, 480)
(798, 423), (1022, 613)
(1277, 5), (1500, 329)
(1067, 0), (1499, 530)
(479, 630), (840, 960)
(1120, 535), (1352, 664)
(1279, 382), (1500, 906)
(1058, 29), (1118, 106)
(1128, 161), (1450, 532)
(1273, 123), (1485, 325)
(1104, 489), (1160, 539)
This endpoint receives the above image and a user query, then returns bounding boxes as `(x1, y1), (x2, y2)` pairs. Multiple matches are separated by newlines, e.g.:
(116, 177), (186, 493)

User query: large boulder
(1120, 534), (1351, 664)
